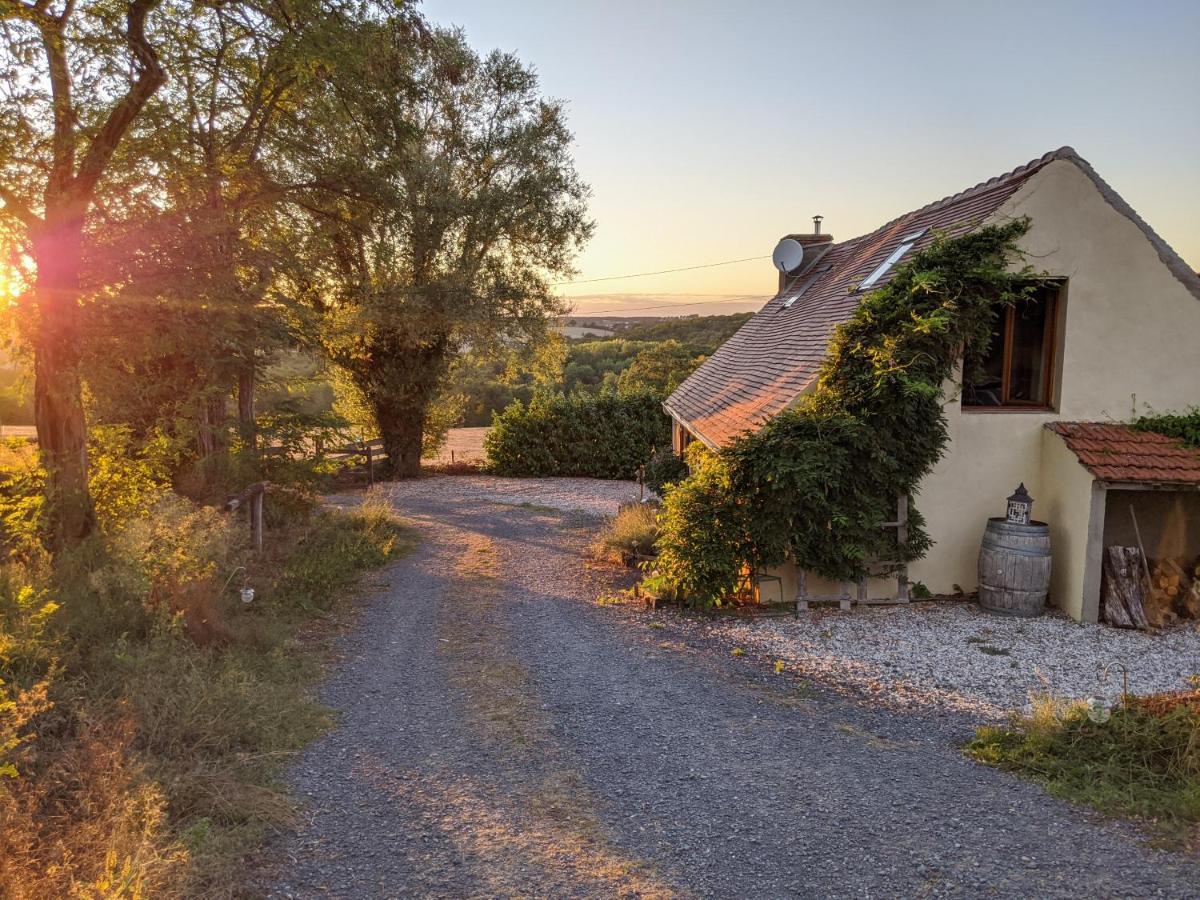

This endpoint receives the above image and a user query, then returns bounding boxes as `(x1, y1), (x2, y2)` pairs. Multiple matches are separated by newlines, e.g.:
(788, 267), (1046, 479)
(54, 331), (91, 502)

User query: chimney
(777, 215), (833, 292)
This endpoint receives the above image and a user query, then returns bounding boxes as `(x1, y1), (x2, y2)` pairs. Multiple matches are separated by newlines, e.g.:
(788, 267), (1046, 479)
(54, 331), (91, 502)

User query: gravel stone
(685, 602), (1200, 719)
(261, 476), (1200, 898)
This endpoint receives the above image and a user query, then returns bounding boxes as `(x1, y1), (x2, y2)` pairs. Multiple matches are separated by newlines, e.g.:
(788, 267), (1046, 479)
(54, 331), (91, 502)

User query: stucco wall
(909, 159), (1200, 616)
(1037, 428), (1103, 620)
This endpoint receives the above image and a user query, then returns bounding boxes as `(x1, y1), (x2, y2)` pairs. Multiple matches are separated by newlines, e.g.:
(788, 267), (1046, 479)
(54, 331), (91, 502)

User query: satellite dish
(772, 238), (804, 274)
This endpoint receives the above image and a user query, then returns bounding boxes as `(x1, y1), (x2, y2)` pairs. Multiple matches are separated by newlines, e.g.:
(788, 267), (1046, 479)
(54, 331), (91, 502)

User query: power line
(552, 254), (768, 286)
(565, 292), (769, 316)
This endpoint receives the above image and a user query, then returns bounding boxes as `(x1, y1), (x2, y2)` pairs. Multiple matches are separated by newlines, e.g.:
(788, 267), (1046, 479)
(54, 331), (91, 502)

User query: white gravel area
(692, 601), (1200, 719)
(375, 474), (646, 519)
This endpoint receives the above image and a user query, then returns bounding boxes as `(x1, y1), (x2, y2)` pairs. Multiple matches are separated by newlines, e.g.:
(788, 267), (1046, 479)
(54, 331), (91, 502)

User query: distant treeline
(453, 312), (754, 426)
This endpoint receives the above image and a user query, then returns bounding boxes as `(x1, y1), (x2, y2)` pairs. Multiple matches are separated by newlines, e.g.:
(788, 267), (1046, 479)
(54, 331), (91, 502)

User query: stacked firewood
(1167, 557), (1200, 619)
(1102, 548), (1200, 630)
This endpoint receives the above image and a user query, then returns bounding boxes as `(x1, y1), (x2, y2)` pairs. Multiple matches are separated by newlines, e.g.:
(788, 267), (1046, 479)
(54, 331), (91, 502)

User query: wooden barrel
(977, 518), (1051, 617)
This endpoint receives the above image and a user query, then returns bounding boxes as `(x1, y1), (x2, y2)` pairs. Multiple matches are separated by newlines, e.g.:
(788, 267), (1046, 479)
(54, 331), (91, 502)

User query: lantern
(1005, 483), (1033, 525)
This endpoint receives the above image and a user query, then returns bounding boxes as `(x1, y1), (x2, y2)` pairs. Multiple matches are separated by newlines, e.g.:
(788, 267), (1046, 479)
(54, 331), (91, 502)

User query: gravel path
(266, 477), (1200, 898)
(687, 603), (1200, 720)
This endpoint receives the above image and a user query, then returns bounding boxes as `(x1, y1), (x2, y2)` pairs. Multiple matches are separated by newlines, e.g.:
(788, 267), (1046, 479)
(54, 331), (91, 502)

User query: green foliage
(87, 426), (174, 534)
(1134, 408), (1200, 448)
(272, 491), (414, 614)
(591, 503), (659, 565)
(642, 447), (690, 496)
(0, 487), (414, 894)
(485, 391), (670, 479)
(654, 444), (754, 605)
(967, 695), (1200, 839)
(288, 25), (591, 475)
(620, 312), (754, 345)
(616, 340), (706, 397)
(654, 221), (1037, 603)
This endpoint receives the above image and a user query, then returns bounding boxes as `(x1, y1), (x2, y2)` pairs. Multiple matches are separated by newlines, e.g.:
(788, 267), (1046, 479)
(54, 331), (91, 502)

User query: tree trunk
(32, 214), (96, 548)
(372, 394), (426, 479)
(237, 364), (256, 451)
(197, 393), (228, 457)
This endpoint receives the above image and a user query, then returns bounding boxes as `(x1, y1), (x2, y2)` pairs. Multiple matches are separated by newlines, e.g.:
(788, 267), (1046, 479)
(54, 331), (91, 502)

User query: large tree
(84, 0), (382, 460)
(0, 0), (166, 546)
(288, 25), (591, 476)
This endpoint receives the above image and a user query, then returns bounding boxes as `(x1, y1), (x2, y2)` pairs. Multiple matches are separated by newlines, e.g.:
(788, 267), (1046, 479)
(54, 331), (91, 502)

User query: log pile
(1102, 547), (1200, 630)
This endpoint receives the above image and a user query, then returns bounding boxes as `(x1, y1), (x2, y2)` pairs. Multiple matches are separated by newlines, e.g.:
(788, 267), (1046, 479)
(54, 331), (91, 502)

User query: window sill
(961, 405), (1056, 414)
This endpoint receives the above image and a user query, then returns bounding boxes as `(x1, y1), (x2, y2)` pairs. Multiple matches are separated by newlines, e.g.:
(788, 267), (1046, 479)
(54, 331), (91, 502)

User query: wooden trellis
(795, 495), (910, 611)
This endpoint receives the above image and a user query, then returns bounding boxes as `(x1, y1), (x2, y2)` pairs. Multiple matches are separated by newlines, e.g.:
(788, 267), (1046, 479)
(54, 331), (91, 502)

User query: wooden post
(364, 442), (374, 485)
(251, 490), (264, 553)
(895, 494), (910, 603)
(796, 570), (808, 612)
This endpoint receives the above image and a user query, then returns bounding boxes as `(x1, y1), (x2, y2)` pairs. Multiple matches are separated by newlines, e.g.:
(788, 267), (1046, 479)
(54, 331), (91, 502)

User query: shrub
(591, 503), (659, 565)
(967, 692), (1200, 839)
(485, 391), (670, 479)
(642, 447), (689, 496)
(653, 444), (754, 606)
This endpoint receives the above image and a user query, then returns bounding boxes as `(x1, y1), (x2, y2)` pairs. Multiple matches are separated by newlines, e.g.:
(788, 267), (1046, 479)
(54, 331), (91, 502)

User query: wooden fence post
(251, 490), (264, 553)
(226, 482), (267, 554)
(364, 441), (374, 485)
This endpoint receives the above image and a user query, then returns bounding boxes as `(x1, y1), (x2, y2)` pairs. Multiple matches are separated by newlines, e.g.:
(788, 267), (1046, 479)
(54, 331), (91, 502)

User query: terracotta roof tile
(1046, 422), (1200, 485)
(664, 146), (1200, 448)
(665, 151), (1069, 446)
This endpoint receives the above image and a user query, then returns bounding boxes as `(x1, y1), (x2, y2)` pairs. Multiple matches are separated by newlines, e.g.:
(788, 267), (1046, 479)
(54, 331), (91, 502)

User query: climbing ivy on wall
(654, 219), (1040, 604)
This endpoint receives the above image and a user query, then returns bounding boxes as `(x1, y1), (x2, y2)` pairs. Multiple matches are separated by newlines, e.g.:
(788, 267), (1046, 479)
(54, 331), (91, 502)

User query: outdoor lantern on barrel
(1006, 483), (1033, 525)
(978, 482), (1051, 617)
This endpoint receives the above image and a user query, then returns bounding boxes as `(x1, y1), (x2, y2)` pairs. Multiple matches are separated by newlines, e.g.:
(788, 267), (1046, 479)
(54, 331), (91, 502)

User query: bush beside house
(485, 392), (670, 479)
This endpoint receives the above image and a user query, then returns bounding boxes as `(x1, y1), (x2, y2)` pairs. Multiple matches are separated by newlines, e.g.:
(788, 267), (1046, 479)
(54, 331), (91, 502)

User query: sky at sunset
(425, 0), (1200, 316)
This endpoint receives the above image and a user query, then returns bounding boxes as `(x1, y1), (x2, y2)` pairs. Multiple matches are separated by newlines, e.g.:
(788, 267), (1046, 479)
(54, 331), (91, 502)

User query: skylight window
(780, 265), (832, 310)
(858, 229), (926, 291)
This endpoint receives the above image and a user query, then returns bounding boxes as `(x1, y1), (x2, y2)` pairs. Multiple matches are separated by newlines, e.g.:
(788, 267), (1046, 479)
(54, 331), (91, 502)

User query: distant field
(431, 426), (488, 464)
(0, 425), (36, 439)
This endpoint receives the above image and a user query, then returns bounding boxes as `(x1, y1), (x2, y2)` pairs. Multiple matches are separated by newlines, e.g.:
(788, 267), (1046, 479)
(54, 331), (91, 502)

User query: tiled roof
(664, 147), (1200, 448)
(1046, 422), (1200, 485)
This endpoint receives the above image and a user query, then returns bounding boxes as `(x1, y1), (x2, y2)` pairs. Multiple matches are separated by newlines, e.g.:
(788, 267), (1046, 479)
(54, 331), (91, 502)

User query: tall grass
(591, 503), (659, 566)
(0, 480), (414, 896)
(968, 691), (1200, 843)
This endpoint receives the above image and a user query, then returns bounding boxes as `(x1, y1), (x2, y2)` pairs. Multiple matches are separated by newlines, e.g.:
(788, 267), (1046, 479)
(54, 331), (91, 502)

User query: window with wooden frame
(963, 282), (1061, 410)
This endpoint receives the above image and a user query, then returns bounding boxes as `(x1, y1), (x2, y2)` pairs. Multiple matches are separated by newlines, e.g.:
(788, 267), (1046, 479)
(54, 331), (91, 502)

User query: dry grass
(0, 492), (414, 897)
(590, 503), (658, 566)
(968, 691), (1200, 844)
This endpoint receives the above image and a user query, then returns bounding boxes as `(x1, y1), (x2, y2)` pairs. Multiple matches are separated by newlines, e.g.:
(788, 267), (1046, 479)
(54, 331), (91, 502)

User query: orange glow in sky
(425, 0), (1200, 315)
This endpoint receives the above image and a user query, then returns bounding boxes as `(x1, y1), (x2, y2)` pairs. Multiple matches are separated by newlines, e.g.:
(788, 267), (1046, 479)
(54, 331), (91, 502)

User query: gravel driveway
(266, 477), (1200, 898)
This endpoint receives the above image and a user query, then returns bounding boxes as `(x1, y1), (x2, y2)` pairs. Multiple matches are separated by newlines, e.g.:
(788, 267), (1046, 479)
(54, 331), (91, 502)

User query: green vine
(1133, 409), (1200, 448)
(654, 219), (1039, 605)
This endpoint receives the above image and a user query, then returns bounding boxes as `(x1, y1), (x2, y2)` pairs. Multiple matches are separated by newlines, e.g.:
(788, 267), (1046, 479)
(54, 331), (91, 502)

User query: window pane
(964, 315), (1006, 406)
(1007, 299), (1049, 402)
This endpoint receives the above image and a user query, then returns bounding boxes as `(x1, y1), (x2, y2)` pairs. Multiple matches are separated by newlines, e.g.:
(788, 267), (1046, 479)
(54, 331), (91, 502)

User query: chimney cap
(813, 214), (824, 235)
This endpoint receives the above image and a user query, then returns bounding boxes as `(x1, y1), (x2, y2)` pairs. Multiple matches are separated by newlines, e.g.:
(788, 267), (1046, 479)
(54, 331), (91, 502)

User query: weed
(976, 645), (1011, 657)
(590, 503), (658, 566)
(967, 692), (1200, 842)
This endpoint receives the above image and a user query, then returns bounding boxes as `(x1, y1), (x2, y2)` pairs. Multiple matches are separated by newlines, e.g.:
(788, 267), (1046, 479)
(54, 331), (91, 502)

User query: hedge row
(484, 391), (671, 479)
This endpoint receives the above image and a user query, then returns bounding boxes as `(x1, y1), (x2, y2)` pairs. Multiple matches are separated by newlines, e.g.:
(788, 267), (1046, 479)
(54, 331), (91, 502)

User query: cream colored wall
(909, 159), (1200, 618)
(1037, 428), (1103, 620)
